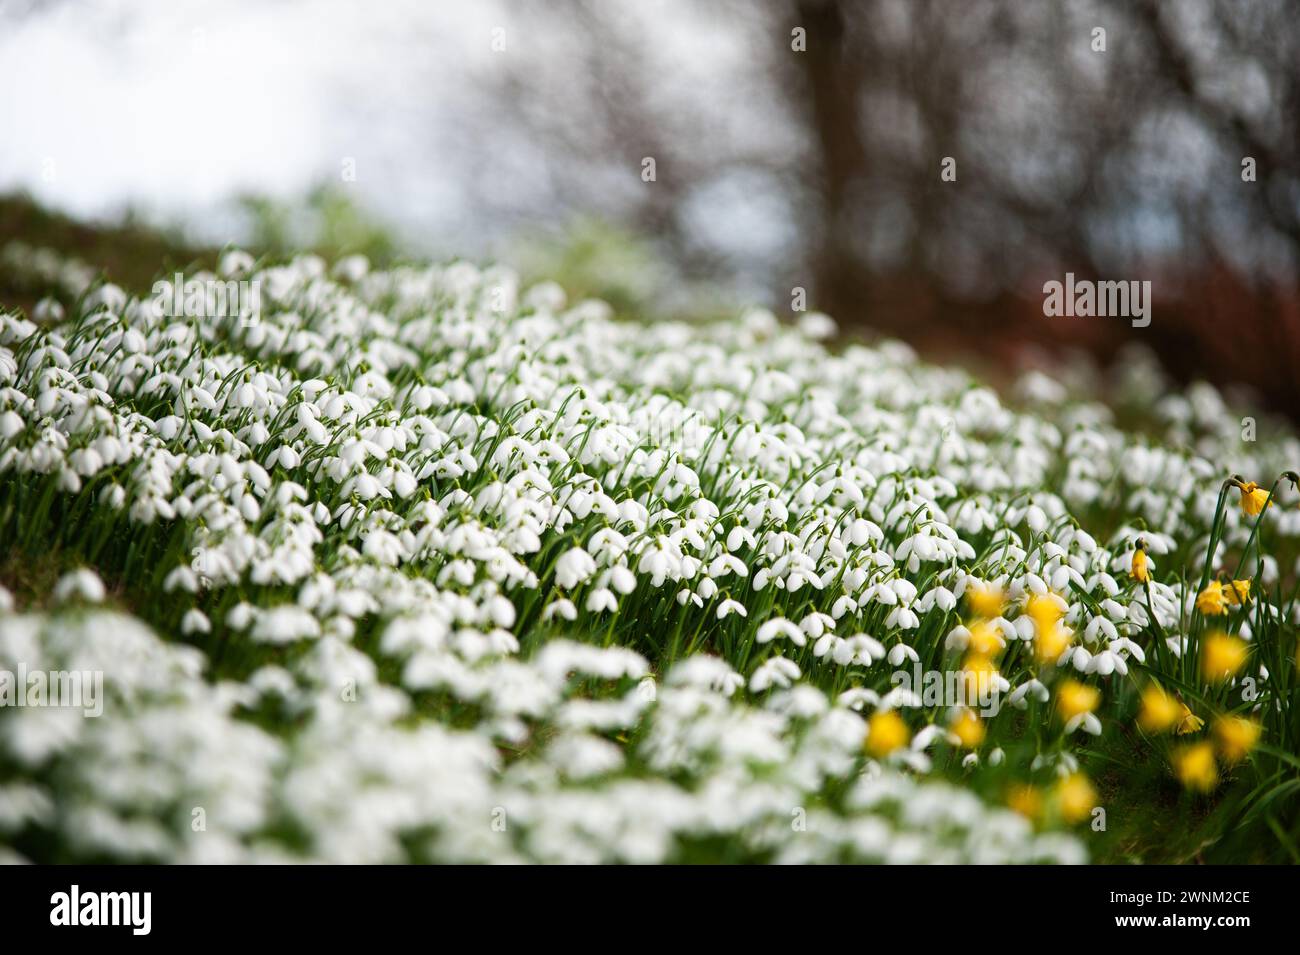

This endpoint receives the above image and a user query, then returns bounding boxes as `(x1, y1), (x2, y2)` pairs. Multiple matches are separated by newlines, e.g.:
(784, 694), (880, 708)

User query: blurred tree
(465, 0), (1300, 411)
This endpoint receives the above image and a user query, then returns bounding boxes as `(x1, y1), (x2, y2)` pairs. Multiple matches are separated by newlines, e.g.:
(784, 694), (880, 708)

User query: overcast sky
(0, 0), (511, 251)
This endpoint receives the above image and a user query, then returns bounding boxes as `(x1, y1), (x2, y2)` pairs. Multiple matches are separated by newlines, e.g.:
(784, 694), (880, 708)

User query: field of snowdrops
(1, 241), (1298, 864)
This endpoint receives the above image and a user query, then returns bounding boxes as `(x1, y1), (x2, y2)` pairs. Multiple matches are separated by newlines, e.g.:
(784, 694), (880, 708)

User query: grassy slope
(2, 193), (1296, 864)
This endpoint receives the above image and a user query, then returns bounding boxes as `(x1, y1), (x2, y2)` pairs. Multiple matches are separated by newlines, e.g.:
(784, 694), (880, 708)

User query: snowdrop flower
(885, 605), (921, 630)
(554, 547), (597, 589)
(163, 565), (200, 594)
(887, 643), (919, 667)
(1065, 711), (1104, 736)
(0, 410), (23, 439)
(1083, 614), (1119, 644)
(756, 617), (805, 647)
(878, 686), (922, 709)
(543, 599), (578, 622)
(915, 586), (956, 613)
(852, 634), (886, 661)
(219, 249), (256, 277)
(708, 553), (747, 578)
(836, 688), (881, 711)
(52, 568), (106, 604)
(666, 656), (744, 696)
(716, 599), (747, 620)
(1007, 679), (1049, 709)
(181, 608), (211, 635)
(749, 656), (801, 693)
(226, 603), (257, 631)
(797, 311), (837, 340)
(1087, 648), (1126, 677)
(547, 733), (624, 779)
(251, 605), (321, 644)
(911, 724), (947, 751)
(1067, 646), (1093, 672)
(586, 589), (619, 613)
(830, 594), (858, 619)
(799, 611), (835, 640)
(944, 624), (972, 651)
(812, 633), (842, 659)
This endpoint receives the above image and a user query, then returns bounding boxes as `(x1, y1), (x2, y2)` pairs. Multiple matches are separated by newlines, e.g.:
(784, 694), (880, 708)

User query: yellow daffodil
(1201, 632), (1248, 683)
(1056, 773), (1098, 824)
(1173, 741), (1218, 792)
(967, 585), (1004, 619)
(1195, 581), (1229, 616)
(1034, 622), (1071, 663)
(951, 709), (985, 748)
(1007, 784), (1042, 821)
(968, 619), (1003, 657)
(963, 654), (1001, 698)
(1213, 715), (1260, 764)
(1236, 480), (1271, 517)
(1137, 684), (1180, 733)
(1130, 548), (1150, 583)
(1176, 702), (1205, 735)
(1025, 592), (1063, 630)
(1056, 679), (1100, 722)
(865, 710), (910, 758)
(1026, 593), (1070, 662)
(1227, 579), (1251, 606)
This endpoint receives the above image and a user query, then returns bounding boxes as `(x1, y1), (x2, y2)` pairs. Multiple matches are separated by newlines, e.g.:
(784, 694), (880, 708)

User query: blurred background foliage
(236, 185), (401, 267)
(2, 0), (1299, 415)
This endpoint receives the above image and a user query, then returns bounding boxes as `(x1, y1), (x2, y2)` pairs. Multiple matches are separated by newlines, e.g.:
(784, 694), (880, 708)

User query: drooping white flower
(52, 568), (106, 604)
